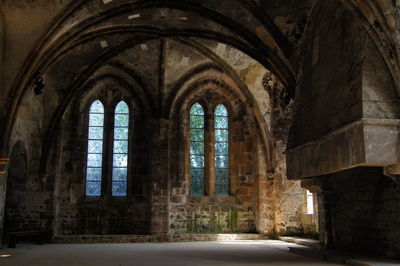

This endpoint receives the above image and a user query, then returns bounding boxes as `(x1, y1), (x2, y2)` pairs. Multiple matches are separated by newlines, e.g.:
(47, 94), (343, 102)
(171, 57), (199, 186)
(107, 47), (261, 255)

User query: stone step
(278, 236), (320, 248)
(54, 233), (261, 244)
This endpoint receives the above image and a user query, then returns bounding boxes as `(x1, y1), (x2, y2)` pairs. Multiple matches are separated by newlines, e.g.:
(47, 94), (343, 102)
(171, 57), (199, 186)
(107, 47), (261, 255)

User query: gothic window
(187, 102), (231, 196)
(112, 101), (130, 196)
(214, 104), (229, 195)
(85, 99), (131, 197)
(85, 100), (104, 196)
(189, 103), (205, 196)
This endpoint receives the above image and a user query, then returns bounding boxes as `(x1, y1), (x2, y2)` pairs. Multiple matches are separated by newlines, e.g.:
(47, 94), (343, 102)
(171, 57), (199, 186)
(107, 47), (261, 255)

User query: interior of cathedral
(0, 0), (400, 263)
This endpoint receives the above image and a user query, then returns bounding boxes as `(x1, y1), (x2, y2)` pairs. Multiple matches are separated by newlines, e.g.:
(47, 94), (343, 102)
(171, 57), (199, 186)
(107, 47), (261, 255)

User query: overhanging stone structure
(287, 119), (400, 179)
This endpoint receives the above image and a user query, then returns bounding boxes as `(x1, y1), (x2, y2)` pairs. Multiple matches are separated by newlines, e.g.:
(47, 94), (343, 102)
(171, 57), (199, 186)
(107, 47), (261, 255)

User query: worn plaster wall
(264, 74), (317, 236)
(362, 32), (400, 119)
(289, 0), (363, 149)
(4, 91), (52, 236)
(0, 1), (70, 103)
(0, 10), (4, 107)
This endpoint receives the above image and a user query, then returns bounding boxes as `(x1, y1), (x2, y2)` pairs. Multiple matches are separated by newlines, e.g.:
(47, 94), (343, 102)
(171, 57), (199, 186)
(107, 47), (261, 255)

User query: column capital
(0, 158), (9, 174)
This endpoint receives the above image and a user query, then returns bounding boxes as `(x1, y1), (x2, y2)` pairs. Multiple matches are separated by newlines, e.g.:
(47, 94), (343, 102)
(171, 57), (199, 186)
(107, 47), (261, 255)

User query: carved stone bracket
(384, 164), (400, 184)
(0, 158), (9, 174)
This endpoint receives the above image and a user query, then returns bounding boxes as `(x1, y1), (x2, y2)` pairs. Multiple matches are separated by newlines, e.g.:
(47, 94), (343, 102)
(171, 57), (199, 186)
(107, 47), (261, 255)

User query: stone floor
(0, 240), (342, 266)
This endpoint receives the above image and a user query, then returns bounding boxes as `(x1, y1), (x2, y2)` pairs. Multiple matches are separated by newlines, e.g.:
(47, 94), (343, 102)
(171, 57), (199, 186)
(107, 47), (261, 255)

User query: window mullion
(204, 112), (212, 196)
(103, 107), (114, 199)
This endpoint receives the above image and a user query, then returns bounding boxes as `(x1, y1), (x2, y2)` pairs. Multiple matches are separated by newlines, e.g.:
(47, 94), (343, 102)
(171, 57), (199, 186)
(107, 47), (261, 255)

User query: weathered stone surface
(314, 167), (400, 257)
(287, 119), (400, 179)
(3, 0), (400, 259)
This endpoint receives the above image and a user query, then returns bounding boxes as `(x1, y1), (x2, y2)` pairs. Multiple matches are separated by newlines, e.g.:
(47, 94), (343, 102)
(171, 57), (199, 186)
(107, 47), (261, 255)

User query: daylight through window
(190, 103), (205, 196)
(85, 100), (104, 196)
(112, 101), (130, 196)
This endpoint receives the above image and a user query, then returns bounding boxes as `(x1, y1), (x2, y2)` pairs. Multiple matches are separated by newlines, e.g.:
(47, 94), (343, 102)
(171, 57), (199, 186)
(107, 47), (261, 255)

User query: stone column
(302, 179), (335, 249)
(317, 191), (334, 248)
(0, 157), (10, 243)
(148, 119), (170, 240)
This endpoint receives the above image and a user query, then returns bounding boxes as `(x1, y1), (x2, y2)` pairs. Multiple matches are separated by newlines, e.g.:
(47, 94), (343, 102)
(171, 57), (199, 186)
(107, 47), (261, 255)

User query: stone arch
(0, 0), (298, 158)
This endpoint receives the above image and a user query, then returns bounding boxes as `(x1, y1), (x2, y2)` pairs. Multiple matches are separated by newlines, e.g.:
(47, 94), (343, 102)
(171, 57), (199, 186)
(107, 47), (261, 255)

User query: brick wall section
(55, 88), (151, 235)
(3, 53), (309, 239)
(328, 167), (400, 257)
(168, 89), (258, 234)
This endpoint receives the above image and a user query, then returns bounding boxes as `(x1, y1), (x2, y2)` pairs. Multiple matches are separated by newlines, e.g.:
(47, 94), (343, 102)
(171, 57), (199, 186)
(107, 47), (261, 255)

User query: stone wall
(323, 167), (400, 258)
(288, 0), (363, 149)
(4, 91), (52, 237)
(266, 76), (317, 236)
(287, 0), (400, 180)
(168, 83), (259, 234)
(0, 1), (310, 240)
(54, 86), (151, 235)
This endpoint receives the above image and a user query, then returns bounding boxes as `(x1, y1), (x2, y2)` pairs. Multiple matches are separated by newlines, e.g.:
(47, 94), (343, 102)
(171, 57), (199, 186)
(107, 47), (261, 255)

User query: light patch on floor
(0, 240), (343, 266)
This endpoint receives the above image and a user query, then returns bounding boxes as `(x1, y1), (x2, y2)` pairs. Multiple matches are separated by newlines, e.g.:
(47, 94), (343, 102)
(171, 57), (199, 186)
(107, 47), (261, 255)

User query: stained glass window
(112, 101), (129, 196)
(86, 100), (104, 196)
(190, 103), (205, 196)
(214, 104), (229, 195)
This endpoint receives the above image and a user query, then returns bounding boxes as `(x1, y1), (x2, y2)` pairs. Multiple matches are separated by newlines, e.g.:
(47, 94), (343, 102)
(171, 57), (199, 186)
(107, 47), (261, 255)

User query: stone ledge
(278, 236), (319, 248)
(287, 119), (400, 179)
(54, 233), (260, 244)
